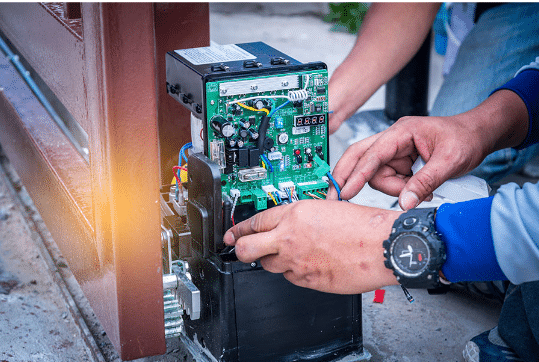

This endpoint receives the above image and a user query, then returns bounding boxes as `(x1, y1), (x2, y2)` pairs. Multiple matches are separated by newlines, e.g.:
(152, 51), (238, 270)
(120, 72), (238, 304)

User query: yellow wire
(268, 192), (278, 205)
(305, 192), (322, 200)
(317, 190), (327, 197)
(261, 160), (266, 169)
(236, 102), (270, 115)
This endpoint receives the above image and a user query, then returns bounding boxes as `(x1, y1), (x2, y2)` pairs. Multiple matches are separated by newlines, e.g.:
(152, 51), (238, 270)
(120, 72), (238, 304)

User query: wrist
(469, 89), (529, 152)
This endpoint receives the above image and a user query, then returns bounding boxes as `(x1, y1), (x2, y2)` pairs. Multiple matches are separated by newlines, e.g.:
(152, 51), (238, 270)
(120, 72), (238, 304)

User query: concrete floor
(0, 3), (520, 362)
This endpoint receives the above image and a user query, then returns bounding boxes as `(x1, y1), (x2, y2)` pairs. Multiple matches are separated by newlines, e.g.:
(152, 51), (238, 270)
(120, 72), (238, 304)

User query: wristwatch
(383, 207), (446, 289)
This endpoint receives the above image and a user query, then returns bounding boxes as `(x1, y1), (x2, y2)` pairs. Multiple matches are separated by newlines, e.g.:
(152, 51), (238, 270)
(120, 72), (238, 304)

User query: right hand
(327, 113), (492, 210)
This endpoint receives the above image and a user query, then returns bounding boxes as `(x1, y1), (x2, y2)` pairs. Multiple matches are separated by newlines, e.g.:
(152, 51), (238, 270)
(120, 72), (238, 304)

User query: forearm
(462, 89), (529, 155)
(329, 3), (440, 130)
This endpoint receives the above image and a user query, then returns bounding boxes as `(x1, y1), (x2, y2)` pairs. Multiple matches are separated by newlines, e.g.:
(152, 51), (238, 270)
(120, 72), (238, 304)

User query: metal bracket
(163, 260), (201, 321)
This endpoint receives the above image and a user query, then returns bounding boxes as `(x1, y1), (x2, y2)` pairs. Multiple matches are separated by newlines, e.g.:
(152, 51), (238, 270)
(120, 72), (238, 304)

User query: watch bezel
(389, 232), (431, 278)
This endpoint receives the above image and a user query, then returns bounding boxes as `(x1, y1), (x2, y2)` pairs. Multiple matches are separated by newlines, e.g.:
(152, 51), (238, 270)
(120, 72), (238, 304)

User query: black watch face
(391, 233), (430, 277)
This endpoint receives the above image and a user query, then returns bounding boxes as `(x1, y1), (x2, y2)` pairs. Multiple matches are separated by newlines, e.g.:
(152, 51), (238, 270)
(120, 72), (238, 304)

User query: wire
(260, 154), (274, 172)
(317, 190), (327, 198)
(326, 172), (342, 201)
(173, 166), (188, 173)
(173, 165), (188, 190)
(228, 95), (289, 106)
(268, 100), (291, 117)
(268, 192), (278, 206)
(228, 74), (311, 108)
(172, 173), (182, 187)
(274, 192), (282, 204)
(236, 102), (270, 115)
(304, 192), (322, 200)
(231, 195), (239, 226)
(179, 142), (192, 167)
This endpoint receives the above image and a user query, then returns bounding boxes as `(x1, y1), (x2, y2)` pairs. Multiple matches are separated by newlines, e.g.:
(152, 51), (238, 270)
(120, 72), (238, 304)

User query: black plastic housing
(185, 153), (363, 361)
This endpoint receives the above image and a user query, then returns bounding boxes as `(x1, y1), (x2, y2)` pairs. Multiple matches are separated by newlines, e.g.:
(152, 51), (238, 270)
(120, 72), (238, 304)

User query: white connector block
(261, 184), (279, 194)
(230, 189), (241, 199)
(278, 181), (295, 191)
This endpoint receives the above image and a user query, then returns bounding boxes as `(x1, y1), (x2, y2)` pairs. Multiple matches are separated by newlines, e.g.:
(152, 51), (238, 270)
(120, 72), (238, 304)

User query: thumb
(399, 159), (452, 210)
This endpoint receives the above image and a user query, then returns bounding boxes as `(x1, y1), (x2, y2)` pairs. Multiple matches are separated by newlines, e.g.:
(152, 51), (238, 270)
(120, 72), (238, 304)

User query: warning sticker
(175, 44), (256, 65)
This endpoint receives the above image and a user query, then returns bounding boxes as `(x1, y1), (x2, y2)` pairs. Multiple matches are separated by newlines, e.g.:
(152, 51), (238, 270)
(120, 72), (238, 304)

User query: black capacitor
(211, 116), (235, 138)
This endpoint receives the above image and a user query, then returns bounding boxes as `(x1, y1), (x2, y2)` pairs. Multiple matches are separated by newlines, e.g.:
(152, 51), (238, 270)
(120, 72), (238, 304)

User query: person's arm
(328, 3), (440, 134)
(223, 200), (401, 294)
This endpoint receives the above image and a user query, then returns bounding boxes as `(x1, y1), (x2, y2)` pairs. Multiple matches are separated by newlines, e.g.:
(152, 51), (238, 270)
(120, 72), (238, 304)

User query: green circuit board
(205, 68), (330, 210)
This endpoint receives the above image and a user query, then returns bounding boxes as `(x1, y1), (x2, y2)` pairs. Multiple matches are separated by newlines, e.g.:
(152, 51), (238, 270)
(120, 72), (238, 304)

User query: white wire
(227, 73), (312, 106)
(231, 195), (239, 221)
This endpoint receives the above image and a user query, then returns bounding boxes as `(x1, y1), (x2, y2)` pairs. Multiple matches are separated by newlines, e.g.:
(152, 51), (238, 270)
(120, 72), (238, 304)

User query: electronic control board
(166, 42), (330, 216)
(205, 69), (329, 210)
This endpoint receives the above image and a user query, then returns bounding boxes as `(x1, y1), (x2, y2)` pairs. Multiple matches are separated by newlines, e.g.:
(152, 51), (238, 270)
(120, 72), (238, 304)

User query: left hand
(223, 200), (401, 294)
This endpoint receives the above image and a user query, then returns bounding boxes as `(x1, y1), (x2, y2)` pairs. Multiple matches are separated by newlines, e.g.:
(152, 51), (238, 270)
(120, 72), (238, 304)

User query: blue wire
(179, 142), (192, 167)
(261, 154), (274, 172)
(268, 100), (291, 117)
(326, 172), (342, 201)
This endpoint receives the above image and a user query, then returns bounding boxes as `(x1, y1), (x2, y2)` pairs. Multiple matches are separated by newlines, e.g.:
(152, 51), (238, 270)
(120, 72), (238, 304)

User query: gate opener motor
(162, 42), (365, 361)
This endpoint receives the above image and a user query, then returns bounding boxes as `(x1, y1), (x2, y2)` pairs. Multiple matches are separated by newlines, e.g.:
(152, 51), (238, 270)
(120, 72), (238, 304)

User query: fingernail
(223, 231), (235, 245)
(400, 191), (419, 210)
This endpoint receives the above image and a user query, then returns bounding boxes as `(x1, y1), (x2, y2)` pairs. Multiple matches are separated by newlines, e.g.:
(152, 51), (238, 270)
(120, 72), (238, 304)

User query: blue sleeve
(436, 198), (507, 282)
(493, 67), (539, 150)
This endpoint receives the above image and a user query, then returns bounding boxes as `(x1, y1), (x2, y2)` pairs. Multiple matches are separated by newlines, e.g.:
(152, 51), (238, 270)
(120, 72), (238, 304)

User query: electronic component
(211, 116), (235, 138)
(210, 140), (226, 169)
(238, 166), (267, 182)
(267, 151), (283, 161)
(165, 42), (361, 362)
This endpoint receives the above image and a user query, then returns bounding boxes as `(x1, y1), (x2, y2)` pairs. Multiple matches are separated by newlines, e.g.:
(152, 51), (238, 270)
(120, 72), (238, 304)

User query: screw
(250, 85), (258, 91)
(282, 81), (289, 87)
(250, 262), (256, 268)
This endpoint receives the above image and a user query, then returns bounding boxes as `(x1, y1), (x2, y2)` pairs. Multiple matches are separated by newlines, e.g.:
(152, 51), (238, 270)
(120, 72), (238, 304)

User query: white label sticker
(175, 44), (256, 65)
(292, 126), (310, 135)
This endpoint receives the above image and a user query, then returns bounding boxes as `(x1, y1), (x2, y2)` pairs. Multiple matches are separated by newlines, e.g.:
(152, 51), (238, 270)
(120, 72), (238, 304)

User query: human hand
(326, 90), (529, 209)
(223, 200), (400, 294)
(327, 114), (490, 209)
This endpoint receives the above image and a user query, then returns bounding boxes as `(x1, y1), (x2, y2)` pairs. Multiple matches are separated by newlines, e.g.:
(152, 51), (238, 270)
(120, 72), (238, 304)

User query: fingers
(329, 134), (380, 200)
(398, 152), (457, 210)
(224, 205), (286, 246)
(233, 231), (280, 264)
